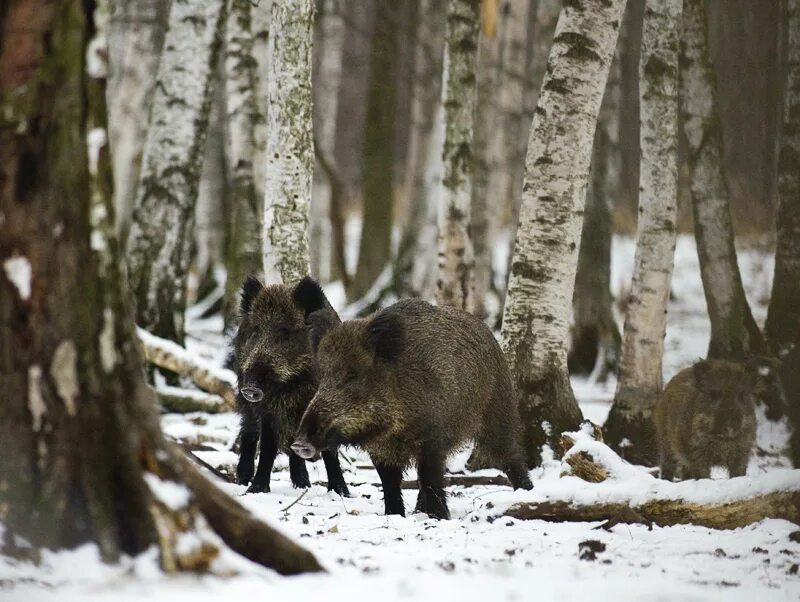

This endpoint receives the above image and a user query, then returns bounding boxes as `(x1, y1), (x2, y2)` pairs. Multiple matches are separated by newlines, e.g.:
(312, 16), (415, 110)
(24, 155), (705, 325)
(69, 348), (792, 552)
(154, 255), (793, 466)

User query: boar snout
(240, 386), (264, 403)
(291, 435), (318, 460)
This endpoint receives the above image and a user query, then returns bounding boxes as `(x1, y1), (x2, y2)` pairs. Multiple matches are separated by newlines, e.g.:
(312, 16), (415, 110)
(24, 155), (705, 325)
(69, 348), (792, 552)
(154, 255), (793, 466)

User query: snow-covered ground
(2, 236), (799, 601)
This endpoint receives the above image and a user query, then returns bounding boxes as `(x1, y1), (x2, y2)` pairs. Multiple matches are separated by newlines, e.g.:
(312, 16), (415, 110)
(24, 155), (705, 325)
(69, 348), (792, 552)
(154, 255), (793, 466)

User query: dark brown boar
(653, 359), (759, 480)
(291, 298), (533, 520)
(231, 275), (349, 496)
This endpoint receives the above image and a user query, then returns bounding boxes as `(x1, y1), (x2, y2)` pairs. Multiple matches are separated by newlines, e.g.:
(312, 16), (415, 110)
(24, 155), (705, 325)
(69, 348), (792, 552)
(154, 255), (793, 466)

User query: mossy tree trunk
(501, 0), (627, 467)
(0, 1), (322, 575)
(603, 0), (681, 466)
(680, 0), (766, 360)
(126, 0), (227, 344)
(436, 0), (481, 311)
(263, 0), (315, 285)
(348, 1), (398, 301)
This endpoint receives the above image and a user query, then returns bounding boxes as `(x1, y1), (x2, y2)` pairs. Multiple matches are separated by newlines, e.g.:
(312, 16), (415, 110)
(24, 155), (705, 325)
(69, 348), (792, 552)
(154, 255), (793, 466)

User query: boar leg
(288, 451), (311, 489)
(659, 447), (677, 481)
(417, 446), (449, 520)
(322, 449), (350, 496)
(729, 456), (749, 478)
(246, 420), (278, 493)
(236, 413), (259, 486)
(375, 462), (405, 517)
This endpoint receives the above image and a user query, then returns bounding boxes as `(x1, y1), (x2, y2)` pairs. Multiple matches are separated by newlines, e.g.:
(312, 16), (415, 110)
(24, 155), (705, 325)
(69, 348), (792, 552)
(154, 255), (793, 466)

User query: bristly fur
(292, 276), (329, 318)
(366, 312), (405, 362)
(231, 276), (349, 497)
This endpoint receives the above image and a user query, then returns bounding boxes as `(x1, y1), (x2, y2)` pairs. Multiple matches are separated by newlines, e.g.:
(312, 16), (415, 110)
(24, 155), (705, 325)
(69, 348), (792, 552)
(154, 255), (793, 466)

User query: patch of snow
(4, 255), (32, 300)
(710, 466), (730, 480)
(142, 473), (191, 511)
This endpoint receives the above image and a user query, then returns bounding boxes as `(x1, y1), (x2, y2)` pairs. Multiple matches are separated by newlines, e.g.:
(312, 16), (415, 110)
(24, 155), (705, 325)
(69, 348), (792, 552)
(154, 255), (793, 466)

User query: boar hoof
(292, 475), (312, 489)
(329, 483), (351, 497)
(245, 481), (270, 494)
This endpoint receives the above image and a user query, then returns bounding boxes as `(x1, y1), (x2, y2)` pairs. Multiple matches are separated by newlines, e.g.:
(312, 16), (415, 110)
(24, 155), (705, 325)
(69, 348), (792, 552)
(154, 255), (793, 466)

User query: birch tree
(766, 0), (800, 360)
(0, 0), (319, 574)
(602, 0), (681, 465)
(501, 0), (627, 467)
(223, 0), (265, 326)
(394, 0), (448, 300)
(680, 0), (765, 360)
(263, 0), (315, 285)
(126, 0), (226, 343)
(436, 0), (481, 311)
(106, 0), (168, 236)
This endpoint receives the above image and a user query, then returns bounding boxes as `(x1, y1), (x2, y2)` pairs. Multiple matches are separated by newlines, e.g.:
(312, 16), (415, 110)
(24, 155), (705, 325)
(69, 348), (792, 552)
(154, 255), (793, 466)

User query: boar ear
(293, 276), (330, 318)
(692, 360), (712, 391)
(367, 312), (405, 363)
(307, 309), (341, 352)
(240, 275), (264, 314)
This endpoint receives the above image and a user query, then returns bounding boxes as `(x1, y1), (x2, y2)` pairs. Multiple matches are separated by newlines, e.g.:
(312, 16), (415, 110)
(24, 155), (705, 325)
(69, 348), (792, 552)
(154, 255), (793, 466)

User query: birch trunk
(436, 0), (481, 311)
(680, 0), (766, 360)
(310, 0), (344, 284)
(602, 0), (680, 465)
(394, 0), (447, 300)
(766, 0), (800, 359)
(348, 1), (398, 302)
(250, 0), (272, 200)
(263, 0), (315, 286)
(0, 1), (320, 574)
(126, 0), (226, 344)
(223, 0), (265, 327)
(569, 35), (622, 379)
(106, 0), (168, 236)
(500, 0), (626, 467)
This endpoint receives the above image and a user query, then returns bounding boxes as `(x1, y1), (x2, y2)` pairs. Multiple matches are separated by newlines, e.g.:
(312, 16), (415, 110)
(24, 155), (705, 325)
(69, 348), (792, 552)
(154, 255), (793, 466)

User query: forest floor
(2, 235), (800, 601)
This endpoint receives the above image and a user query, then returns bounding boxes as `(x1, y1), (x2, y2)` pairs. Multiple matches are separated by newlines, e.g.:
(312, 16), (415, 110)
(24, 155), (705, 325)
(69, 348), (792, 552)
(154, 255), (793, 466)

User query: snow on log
(156, 386), (226, 414)
(137, 327), (237, 410)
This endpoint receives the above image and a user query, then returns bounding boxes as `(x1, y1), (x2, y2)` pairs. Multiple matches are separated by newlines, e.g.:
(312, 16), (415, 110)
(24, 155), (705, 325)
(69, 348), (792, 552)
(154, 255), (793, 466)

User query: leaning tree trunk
(569, 33), (623, 380)
(680, 0), (766, 360)
(602, 0), (681, 466)
(126, 0), (226, 344)
(501, 0), (627, 467)
(348, 1), (398, 302)
(310, 0), (345, 284)
(436, 0), (481, 311)
(0, 0), (320, 575)
(106, 0), (168, 237)
(222, 0), (265, 328)
(766, 0), (800, 360)
(394, 0), (448, 301)
(263, 0), (315, 285)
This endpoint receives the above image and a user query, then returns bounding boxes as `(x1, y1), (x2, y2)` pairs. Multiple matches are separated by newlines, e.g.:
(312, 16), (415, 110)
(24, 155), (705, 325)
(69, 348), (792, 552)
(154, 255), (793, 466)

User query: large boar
(291, 298), (533, 519)
(653, 359), (761, 480)
(231, 276), (349, 496)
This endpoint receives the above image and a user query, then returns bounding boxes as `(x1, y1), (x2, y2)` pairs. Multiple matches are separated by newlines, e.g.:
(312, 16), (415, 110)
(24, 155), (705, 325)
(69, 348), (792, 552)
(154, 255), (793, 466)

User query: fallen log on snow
(157, 386), (227, 414)
(137, 327), (237, 410)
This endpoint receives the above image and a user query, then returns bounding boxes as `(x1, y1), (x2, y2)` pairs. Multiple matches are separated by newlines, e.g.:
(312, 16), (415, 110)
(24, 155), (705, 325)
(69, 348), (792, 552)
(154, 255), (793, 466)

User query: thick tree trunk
(106, 0), (168, 236)
(310, 0), (344, 284)
(680, 0), (765, 360)
(602, 0), (681, 466)
(436, 0), (481, 311)
(0, 1), (321, 574)
(569, 42), (622, 380)
(394, 0), (447, 300)
(263, 0), (315, 285)
(222, 0), (265, 327)
(501, 0), (626, 467)
(126, 0), (226, 344)
(348, 1), (398, 302)
(766, 0), (800, 359)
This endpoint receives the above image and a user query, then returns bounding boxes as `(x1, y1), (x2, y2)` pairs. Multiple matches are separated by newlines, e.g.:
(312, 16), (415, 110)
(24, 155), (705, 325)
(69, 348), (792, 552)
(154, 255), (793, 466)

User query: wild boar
(231, 275), (349, 496)
(291, 298), (533, 519)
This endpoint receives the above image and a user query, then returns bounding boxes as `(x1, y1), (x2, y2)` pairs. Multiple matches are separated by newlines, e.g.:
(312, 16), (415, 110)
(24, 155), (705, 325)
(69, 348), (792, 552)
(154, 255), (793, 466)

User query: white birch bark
(500, 0), (626, 466)
(436, 0), (481, 311)
(126, 0), (227, 343)
(263, 0), (315, 286)
(250, 0), (272, 198)
(310, 0), (344, 283)
(223, 0), (265, 325)
(106, 0), (168, 236)
(680, 0), (765, 359)
(602, 0), (681, 465)
(766, 0), (800, 358)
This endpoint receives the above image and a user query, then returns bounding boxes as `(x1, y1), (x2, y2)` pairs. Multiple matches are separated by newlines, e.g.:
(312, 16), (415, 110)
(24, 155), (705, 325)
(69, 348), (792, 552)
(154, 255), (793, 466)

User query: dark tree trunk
(348, 1), (398, 302)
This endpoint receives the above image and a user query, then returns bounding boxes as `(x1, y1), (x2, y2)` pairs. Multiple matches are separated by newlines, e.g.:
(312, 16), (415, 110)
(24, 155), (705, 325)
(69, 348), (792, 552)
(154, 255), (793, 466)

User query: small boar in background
(654, 359), (761, 480)
(292, 298), (533, 520)
(231, 276), (349, 496)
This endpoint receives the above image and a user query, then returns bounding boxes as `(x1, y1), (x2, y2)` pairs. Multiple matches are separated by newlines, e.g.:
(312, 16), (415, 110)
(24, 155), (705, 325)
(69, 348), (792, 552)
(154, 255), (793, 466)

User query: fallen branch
(137, 327), (237, 410)
(402, 474), (512, 489)
(157, 386), (226, 414)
